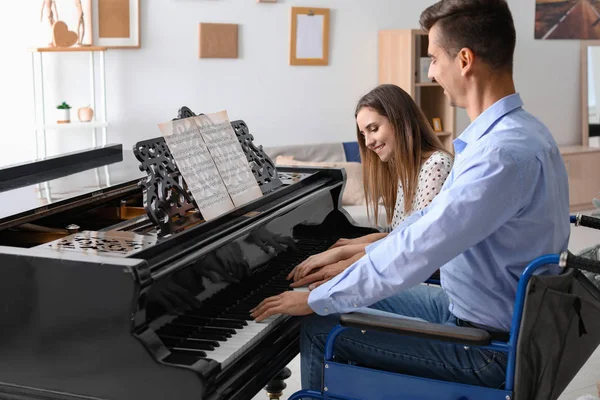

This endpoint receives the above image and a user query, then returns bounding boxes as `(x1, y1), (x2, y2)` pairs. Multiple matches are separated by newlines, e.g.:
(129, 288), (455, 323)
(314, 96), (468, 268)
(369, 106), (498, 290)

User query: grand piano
(0, 111), (378, 400)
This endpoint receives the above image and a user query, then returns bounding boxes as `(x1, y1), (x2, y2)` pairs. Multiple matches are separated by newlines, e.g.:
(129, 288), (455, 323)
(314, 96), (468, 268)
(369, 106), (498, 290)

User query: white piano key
(204, 315), (283, 365)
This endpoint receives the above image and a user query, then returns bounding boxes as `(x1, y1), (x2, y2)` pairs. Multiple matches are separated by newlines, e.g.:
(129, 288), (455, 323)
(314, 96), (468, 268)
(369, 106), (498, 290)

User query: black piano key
(169, 349), (207, 357)
(176, 316), (247, 329)
(196, 326), (235, 337)
(226, 307), (255, 315)
(159, 329), (230, 342)
(189, 306), (227, 316)
(179, 315), (249, 326)
(245, 288), (289, 297)
(159, 323), (235, 338)
(164, 340), (216, 352)
(189, 331), (230, 341)
(218, 312), (254, 321)
(182, 339), (220, 349)
(197, 326), (236, 336)
(159, 335), (221, 348)
(162, 352), (203, 366)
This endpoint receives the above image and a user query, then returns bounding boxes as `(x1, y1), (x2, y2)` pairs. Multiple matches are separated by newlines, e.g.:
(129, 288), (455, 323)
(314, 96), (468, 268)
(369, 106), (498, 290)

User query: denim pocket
(474, 349), (508, 388)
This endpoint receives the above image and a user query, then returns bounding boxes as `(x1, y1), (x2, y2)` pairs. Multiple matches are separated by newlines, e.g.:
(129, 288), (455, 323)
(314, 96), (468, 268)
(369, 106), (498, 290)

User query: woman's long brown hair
(356, 84), (452, 226)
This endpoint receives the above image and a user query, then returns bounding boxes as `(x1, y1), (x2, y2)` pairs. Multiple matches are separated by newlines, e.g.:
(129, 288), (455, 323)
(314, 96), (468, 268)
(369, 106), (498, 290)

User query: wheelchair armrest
(339, 312), (492, 347)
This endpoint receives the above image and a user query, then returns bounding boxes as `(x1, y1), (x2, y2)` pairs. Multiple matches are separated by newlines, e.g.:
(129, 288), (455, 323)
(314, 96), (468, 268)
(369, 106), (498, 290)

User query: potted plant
(56, 101), (72, 123)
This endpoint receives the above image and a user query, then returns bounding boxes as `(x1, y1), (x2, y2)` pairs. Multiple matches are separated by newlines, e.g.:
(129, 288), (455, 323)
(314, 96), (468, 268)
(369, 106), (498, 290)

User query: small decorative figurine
(40, 0), (59, 27)
(74, 0), (85, 45)
(40, 0), (59, 45)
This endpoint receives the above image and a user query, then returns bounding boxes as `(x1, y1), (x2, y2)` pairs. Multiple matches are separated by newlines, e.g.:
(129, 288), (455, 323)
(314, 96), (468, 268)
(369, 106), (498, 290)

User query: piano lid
(0, 148), (145, 230)
(0, 143), (124, 189)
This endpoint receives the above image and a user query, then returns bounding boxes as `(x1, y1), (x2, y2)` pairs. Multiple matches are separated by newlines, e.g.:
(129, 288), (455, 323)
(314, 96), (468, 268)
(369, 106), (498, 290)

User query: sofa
(263, 141), (388, 231)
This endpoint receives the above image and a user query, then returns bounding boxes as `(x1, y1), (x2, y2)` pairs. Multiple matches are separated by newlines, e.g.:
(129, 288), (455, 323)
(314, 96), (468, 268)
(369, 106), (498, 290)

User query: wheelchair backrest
(514, 269), (600, 400)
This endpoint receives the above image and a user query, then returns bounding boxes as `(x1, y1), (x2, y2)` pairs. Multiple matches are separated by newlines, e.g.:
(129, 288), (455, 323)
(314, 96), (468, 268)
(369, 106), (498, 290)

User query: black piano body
(0, 129), (378, 399)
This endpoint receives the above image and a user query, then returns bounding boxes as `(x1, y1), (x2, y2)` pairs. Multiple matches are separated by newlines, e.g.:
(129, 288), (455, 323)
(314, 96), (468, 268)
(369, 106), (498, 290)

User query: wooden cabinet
(560, 146), (600, 211)
(378, 29), (456, 153)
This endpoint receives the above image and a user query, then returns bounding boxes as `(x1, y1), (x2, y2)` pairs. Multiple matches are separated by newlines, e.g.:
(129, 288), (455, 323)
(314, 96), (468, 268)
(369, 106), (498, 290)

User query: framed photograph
(92, 0), (140, 49)
(535, 0), (600, 40)
(432, 117), (443, 132)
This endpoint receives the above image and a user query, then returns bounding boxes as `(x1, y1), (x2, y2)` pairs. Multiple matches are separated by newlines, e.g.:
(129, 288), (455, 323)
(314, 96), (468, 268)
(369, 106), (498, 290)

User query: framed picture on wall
(535, 0), (600, 39)
(92, 0), (140, 48)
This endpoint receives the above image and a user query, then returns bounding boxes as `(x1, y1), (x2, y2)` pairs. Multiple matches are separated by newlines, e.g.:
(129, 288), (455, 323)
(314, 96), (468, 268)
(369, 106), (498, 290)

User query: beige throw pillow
(275, 155), (365, 206)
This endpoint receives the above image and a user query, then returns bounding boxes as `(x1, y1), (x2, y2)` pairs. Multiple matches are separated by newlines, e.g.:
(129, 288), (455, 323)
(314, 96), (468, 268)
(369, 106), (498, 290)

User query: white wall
(0, 0), (581, 167)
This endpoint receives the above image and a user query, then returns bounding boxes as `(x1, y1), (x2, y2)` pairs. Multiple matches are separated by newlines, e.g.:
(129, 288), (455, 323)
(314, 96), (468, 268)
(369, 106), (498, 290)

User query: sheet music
(193, 111), (262, 207)
(158, 117), (235, 221)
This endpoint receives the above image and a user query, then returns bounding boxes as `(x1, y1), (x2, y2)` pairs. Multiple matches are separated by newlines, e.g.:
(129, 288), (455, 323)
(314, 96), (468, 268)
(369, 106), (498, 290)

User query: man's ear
(458, 48), (474, 76)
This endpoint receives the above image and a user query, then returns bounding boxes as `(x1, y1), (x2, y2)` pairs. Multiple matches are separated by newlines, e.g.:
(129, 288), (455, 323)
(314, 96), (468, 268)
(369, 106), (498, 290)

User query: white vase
(57, 108), (71, 123)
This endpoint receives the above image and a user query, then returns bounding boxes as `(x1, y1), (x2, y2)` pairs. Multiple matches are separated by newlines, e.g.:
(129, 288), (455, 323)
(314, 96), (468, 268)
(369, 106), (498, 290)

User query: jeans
(300, 285), (508, 391)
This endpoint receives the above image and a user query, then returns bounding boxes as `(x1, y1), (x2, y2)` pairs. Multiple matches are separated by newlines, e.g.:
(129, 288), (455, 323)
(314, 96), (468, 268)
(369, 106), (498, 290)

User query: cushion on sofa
(275, 155), (365, 206)
(264, 142), (346, 163)
(342, 141), (361, 162)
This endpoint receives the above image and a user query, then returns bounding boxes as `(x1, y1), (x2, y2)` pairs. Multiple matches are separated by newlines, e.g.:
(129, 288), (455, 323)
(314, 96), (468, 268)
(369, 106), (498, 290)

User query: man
(251, 0), (570, 390)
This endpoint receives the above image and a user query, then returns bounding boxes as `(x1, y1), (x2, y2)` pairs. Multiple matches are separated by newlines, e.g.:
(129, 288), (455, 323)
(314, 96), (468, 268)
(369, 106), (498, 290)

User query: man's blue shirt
(308, 93), (570, 331)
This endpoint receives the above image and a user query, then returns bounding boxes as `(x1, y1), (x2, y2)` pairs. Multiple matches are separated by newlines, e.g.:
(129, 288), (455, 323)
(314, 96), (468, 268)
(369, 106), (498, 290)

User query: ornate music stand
(133, 107), (282, 236)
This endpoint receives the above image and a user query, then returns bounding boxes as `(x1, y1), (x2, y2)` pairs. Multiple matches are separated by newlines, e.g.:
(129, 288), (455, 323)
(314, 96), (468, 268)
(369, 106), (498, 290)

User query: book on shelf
(417, 57), (432, 83)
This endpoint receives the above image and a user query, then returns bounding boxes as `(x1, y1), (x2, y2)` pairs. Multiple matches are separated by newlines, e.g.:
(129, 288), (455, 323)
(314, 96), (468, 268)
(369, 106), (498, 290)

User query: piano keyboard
(155, 237), (331, 368)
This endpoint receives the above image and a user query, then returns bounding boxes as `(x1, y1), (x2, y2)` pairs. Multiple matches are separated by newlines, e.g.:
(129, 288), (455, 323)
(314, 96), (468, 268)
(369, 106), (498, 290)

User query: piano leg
(264, 367), (292, 399)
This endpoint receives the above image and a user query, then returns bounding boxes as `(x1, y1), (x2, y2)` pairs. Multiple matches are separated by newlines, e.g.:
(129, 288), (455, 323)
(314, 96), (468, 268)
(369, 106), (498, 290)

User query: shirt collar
(454, 93), (524, 153)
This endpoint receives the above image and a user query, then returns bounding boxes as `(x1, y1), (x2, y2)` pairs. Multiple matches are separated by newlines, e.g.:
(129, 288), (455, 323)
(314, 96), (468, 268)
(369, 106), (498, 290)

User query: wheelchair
(288, 214), (600, 400)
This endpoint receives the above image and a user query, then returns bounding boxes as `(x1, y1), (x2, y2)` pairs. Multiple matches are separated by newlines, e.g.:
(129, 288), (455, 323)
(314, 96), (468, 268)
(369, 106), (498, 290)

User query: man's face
(427, 24), (466, 108)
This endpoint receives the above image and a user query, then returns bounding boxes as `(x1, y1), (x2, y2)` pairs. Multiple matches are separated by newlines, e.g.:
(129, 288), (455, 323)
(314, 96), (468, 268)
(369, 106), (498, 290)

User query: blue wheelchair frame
(287, 215), (582, 400)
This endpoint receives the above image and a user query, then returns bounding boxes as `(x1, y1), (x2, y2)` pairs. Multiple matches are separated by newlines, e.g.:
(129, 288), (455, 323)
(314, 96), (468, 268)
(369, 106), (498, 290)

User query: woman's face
(356, 107), (396, 162)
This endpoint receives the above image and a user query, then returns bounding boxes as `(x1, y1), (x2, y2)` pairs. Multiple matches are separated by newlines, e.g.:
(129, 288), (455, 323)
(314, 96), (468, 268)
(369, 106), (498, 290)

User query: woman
(287, 84), (453, 289)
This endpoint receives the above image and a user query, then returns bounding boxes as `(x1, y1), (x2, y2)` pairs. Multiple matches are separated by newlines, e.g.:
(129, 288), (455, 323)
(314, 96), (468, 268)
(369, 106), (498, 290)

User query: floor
(252, 211), (600, 400)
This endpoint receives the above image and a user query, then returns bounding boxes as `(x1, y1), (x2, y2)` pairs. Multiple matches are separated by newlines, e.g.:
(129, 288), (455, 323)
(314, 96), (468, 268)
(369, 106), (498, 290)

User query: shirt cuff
(307, 285), (339, 316)
(365, 239), (384, 253)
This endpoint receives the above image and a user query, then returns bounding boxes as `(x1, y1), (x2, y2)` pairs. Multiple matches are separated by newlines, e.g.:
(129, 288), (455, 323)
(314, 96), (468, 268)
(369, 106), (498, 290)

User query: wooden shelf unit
(559, 145), (600, 211)
(558, 42), (600, 212)
(379, 29), (456, 153)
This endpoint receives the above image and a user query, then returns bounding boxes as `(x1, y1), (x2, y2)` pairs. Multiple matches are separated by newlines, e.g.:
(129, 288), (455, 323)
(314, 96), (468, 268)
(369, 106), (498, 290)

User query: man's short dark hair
(419, 0), (516, 73)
